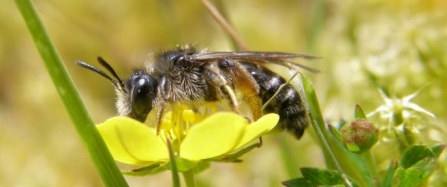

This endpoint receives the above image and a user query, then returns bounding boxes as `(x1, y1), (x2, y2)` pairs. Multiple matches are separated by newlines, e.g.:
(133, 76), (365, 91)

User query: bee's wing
(191, 51), (316, 60)
(190, 52), (320, 73)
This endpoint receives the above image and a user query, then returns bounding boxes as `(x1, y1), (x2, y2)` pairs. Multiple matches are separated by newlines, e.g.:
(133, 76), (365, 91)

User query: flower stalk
(15, 0), (127, 186)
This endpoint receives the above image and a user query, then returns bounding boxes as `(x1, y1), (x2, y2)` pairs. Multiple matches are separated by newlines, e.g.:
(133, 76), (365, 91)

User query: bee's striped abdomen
(241, 62), (308, 139)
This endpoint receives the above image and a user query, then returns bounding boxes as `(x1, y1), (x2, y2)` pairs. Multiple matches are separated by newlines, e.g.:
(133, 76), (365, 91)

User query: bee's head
(122, 70), (157, 122)
(76, 57), (158, 122)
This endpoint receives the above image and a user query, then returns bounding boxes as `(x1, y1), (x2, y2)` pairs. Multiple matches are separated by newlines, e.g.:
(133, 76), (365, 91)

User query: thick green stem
(167, 140), (181, 187)
(300, 74), (353, 187)
(15, 0), (127, 186)
(363, 151), (379, 185)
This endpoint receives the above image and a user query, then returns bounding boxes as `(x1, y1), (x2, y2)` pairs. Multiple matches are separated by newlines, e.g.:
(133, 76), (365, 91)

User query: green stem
(167, 140), (181, 187)
(363, 151), (379, 185)
(182, 170), (196, 187)
(300, 74), (353, 187)
(14, 0), (127, 186)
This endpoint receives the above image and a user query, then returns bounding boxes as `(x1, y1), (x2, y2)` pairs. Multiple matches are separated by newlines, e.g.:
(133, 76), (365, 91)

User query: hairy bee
(77, 45), (316, 139)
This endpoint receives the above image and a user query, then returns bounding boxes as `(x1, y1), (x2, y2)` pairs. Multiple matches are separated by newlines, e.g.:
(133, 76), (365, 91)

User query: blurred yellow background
(1, 0), (446, 186)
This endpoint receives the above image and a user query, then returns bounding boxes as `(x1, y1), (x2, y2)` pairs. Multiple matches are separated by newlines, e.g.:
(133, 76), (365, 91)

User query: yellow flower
(96, 112), (279, 167)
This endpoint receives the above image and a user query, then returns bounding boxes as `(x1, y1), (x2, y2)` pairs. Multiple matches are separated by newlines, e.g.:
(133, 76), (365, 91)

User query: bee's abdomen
(241, 62), (308, 139)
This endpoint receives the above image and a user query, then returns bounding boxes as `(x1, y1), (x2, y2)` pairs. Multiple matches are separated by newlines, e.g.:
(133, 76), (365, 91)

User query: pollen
(182, 109), (195, 133)
(159, 104), (213, 143)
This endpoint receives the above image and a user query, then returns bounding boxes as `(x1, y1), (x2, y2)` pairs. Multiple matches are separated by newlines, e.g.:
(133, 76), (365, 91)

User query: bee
(77, 45), (317, 139)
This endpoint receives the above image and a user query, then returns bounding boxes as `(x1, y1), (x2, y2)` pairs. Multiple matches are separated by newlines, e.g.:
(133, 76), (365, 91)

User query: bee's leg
(220, 85), (240, 114)
(155, 100), (166, 135)
(232, 62), (262, 121)
(155, 76), (171, 134)
(204, 64), (240, 114)
(231, 62), (265, 147)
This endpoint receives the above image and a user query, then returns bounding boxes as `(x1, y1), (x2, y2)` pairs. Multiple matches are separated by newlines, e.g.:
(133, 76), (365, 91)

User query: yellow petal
(234, 113), (280, 150)
(97, 117), (169, 165)
(180, 112), (246, 160)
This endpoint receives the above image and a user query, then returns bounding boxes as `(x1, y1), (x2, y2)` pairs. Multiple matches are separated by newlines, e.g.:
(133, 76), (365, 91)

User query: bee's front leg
(155, 76), (171, 134)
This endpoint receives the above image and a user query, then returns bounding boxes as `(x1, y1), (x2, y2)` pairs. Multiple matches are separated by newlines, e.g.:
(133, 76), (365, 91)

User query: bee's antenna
(96, 57), (125, 85)
(76, 59), (124, 90)
(76, 60), (115, 82)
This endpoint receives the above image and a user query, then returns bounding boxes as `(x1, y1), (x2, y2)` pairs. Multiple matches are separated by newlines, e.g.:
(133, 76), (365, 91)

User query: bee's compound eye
(173, 56), (185, 67)
(128, 73), (158, 122)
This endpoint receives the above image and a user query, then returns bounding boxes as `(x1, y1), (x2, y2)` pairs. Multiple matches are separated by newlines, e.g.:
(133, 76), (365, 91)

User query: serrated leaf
(300, 168), (344, 185)
(400, 144), (445, 168)
(284, 168), (359, 187)
(393, 158), (438, 187)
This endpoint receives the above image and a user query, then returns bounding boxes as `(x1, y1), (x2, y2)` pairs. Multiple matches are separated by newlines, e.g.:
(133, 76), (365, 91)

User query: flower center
(159, 103), (218, 144)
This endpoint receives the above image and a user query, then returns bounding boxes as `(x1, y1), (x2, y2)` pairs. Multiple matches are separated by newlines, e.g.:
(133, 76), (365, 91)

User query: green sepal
(354, 104), (367, 119)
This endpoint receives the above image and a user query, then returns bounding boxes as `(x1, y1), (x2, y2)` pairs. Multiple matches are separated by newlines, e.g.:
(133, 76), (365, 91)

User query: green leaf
(400, 144), (445, 168)
(393, 158), (438, 187)
(382, 144), (445, 187)
(283, 168), (359, 187)
(282, 178), (313, 187)
(301, 74), (374, 187)
(300, 168), (345, 185)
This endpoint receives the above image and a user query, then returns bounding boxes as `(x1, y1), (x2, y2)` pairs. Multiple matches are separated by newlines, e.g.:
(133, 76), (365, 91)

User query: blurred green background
(1, 0), (446, 186)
